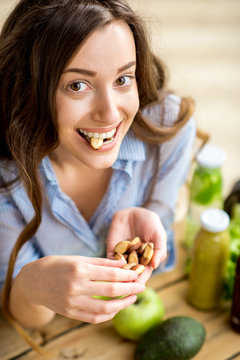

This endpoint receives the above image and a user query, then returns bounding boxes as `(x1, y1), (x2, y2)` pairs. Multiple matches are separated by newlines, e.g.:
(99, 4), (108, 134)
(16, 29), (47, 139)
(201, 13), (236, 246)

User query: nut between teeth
(90, 137), (103, 150)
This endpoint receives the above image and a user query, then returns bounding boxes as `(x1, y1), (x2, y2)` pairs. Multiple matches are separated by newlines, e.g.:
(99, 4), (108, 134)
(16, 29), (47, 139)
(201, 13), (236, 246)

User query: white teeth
(79, 128), (116, 139)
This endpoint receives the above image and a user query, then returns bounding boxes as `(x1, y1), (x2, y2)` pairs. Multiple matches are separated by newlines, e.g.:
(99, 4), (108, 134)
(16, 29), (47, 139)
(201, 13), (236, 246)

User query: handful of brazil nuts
(113, 237), (154, 276)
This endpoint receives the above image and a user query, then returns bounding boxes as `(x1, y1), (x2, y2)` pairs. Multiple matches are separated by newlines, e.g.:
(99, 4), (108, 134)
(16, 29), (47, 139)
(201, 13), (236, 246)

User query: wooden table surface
(1, 222), (239, 360)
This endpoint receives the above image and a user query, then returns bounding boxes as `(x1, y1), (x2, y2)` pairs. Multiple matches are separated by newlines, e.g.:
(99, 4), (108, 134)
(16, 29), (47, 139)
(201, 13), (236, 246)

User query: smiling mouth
(77, 127), (117, 149)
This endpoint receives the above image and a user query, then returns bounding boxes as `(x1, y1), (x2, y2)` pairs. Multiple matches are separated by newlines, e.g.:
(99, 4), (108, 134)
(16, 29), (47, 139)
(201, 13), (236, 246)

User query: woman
(0, 0), (195, 348)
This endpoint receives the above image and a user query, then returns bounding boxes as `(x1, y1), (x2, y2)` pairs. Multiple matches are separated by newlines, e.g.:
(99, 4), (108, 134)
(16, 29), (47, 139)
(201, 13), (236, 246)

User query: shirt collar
(117, 129), (146, 161)
(40, 157), (58, 185)
(112, 130), (146, 178)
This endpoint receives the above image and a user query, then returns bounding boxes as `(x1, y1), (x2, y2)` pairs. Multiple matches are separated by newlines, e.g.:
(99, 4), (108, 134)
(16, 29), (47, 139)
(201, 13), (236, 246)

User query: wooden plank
(0, 312), (84, 360)
(14, 321), (136, 360)
(194, 313), (240, 360)
(228, 354), (240, 360)
(16, 281), (239, 360)
(0, 313), (43, 360)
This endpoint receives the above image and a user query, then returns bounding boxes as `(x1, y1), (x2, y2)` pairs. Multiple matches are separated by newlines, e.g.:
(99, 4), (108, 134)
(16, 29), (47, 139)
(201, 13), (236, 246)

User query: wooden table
(1, 223), (240, 360)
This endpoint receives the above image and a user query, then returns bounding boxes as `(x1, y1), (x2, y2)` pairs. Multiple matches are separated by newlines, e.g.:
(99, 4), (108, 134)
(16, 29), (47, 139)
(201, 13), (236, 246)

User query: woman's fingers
(86, 279), (145, 298)
(86, 263), (138, 282)
(152, 248), (167, 269)
(67, 309), (119, 324)
(152, 242), (167, 269)
(64, 295), (138, 324)
(91, 294), (137, 314)
(149, 230), (167, 269)
(135, 265), (153, 284)
(78, 256), (127, 268)
(78, 294), (137, 314)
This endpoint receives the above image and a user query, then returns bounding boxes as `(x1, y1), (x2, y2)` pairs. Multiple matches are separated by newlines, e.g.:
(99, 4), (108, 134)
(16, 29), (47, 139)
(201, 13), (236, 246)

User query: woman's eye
(68, 81), (89, 92)
(115, 76), (134, 87)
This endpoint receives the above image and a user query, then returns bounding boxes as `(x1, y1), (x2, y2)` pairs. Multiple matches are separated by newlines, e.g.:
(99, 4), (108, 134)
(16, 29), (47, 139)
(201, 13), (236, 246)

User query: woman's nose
(91, 89), (120, 125)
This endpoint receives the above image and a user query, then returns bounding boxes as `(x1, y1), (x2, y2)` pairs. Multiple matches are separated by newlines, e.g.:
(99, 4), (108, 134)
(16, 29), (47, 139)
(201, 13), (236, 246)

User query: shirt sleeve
(0, 195), (41, 293)
(146, 116), (196, 228)
(144, 95), (196, 271)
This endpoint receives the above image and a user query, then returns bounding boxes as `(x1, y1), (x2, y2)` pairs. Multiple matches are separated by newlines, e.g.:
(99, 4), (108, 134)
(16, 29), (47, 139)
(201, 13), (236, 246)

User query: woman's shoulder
(142, 92), (196, 162)
(142, 93), (182, 127)
(0, 160), (35, 219)
(0, 161), (20, 210)
(0, 159), (19, 185)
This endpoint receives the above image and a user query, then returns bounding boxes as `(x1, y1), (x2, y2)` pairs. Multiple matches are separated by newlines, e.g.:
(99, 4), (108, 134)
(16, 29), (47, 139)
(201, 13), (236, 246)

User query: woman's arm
(0, 195), (48, 327)
(0, 195), (144, 328)
(9, 270), (56, 328)
(144, 97), (196, 230)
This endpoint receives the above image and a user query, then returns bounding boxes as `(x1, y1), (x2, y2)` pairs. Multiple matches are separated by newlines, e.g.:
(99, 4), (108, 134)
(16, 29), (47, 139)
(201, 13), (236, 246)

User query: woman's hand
(15, 255), (145, 326)
(106, 207), (167, 283)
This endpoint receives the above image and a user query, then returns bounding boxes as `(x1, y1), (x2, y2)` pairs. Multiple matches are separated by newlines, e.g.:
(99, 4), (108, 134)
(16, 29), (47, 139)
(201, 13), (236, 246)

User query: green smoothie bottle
(188, 208), (230, 310)
(184, 143), (226, 250)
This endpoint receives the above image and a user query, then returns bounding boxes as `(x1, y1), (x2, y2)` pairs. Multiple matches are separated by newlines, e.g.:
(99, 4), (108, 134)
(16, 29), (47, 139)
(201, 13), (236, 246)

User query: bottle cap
(196, 143), (226, 169)
(200, 208), (230, 233)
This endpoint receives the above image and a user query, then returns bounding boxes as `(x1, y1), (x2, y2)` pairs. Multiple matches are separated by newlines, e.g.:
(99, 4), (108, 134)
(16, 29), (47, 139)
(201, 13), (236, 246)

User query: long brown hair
(0, 0), (194, 353)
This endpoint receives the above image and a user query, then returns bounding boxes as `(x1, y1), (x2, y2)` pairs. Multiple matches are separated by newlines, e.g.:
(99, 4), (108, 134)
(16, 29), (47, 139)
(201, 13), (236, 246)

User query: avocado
(134, 316), (206, 360)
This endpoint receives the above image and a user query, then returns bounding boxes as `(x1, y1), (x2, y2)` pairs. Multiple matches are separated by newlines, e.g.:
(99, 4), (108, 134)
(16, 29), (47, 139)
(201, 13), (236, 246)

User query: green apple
(113, 287), (165, 341)
(92, 295), (113, 300)
(92, 295), (125, 300)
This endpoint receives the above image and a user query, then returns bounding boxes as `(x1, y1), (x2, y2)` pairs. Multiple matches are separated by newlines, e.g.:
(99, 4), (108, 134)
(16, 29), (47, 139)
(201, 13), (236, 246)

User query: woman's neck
(48, 152), (113, 222)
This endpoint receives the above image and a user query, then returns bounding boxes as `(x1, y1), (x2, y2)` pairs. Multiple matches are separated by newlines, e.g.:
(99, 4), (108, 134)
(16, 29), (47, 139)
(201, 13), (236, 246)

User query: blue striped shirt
(0, 94), (196, 290)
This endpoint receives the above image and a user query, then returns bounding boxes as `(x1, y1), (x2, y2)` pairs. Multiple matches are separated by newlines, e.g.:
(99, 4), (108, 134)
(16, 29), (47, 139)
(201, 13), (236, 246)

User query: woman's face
(54, 20), (139, 169)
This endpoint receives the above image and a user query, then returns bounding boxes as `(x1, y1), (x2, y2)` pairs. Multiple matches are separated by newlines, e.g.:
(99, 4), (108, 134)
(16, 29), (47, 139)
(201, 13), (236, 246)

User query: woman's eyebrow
(63, 68), (96, 76)
(63, 61), (136, 76)
(117, 61), (136, 73)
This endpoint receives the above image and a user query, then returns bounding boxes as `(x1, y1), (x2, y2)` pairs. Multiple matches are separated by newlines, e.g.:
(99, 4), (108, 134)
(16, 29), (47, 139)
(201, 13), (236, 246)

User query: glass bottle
(224, 180), (240, 218)
(188, 208), (230, 310)
(184, 143), (226, 250)
(230, 256), (240, 333)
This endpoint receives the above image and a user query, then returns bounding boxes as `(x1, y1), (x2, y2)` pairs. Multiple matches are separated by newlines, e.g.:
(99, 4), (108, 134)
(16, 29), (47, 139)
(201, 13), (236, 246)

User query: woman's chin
(86, 152), (119, 170)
